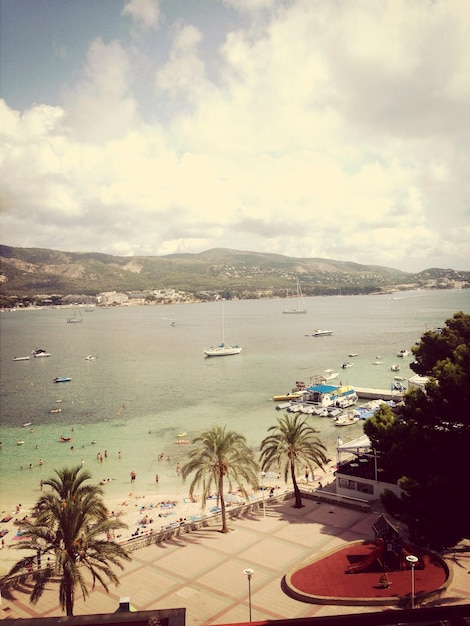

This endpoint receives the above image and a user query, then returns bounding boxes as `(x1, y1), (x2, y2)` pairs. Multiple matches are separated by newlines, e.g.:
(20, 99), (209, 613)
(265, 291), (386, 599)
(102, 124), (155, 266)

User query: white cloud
(122, 0), (161, 30)
(1, 0), (470, 272)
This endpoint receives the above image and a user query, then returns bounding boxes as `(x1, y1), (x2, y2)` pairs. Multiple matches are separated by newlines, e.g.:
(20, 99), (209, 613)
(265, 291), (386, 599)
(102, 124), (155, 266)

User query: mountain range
(1, 245), (468, 300)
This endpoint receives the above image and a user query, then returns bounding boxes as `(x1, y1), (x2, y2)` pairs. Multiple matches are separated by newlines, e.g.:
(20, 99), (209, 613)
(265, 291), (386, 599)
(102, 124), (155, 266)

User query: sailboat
(283, 277), (306, 314)
(204, 302), (242, 357)
(67, 307), (83, 323)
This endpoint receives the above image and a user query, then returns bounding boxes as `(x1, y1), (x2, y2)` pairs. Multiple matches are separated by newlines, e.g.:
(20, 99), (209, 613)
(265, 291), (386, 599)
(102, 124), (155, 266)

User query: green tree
(259, 413), (328, 509)
(181, 426), (259, 533)
(364, 311), (470, 549)
(0, 466), (130, 616)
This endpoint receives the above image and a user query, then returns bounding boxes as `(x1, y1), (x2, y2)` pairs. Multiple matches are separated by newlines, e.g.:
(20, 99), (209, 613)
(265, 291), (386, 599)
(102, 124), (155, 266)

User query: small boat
(53, 377), (71, 383)
(13, 356), (30, 361)
(324, 369), (339, 381)
(391, 364), (400, 371)
(32, 348), (51, 358)
(348, 353), (358, 357)
(17, 440), (25, 445)
(59, 436), (72, 442)
(175, 439), (191, 445)
(334, 413), (360, 426)
(22, 422), (32, 427)
(50, 408), (62, 413)
(312, 329), (333, 337)
(283, 277), (307, 314)
(85, 354), (96, 360)
(176, 432), (187, 438)
(67, 308), (83, 323)
(397, 348), (410, 357)
(204, 302), (242, 357)
(342, 361), (353, 369)
(372, 360), (383, 365)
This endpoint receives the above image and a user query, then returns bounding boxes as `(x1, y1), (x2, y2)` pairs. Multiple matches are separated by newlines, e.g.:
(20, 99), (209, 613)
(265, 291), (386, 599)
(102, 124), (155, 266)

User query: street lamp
(243, 568), (254, 622)
(406, 555), (418, 609)
(260, 472), (266, 518)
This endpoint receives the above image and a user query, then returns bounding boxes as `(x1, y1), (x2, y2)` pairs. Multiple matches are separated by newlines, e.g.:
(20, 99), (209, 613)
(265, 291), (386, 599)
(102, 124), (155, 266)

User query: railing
(301, 487), (371, 512)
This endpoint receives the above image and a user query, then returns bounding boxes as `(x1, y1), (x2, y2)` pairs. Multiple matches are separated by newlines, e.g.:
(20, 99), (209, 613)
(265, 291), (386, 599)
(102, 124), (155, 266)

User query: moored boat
(312, 329), (333, 337)
(32, 348), (51, 358)
(397, 348), (410, 357)
(204, 302), (242, 357)
(391, 364), (400, 371)
(13, 356), (30, 361)
(342, 361), (353, 369)
(334, 412), (360, 426)
(53, 377), (71, 383)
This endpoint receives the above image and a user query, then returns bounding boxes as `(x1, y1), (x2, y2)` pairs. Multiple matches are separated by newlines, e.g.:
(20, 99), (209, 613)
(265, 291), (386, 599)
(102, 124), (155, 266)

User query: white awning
(337, 434), (371, 452)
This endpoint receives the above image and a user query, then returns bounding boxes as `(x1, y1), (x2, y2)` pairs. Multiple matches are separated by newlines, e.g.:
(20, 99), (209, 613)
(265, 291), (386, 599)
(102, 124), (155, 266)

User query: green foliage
(181, 426), (259, 533)
(0, 466), (130, 616)
(365, 312), (470, 549)
(3, 243), (465, 298)
(259, 413), (328, 509)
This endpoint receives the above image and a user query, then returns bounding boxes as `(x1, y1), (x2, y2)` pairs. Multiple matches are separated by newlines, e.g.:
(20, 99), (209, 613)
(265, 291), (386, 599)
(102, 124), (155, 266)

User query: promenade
(1, 494), (469, 625)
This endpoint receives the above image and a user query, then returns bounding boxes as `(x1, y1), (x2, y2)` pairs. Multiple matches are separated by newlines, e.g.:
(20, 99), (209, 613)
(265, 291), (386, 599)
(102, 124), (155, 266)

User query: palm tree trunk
(291, 461), (303, 508)
(64, 571), (74, 616)
(218, 474), (229, 533)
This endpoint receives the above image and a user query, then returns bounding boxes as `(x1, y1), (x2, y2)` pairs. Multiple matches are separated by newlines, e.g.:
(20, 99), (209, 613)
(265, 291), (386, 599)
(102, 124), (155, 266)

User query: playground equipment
(346, 514), (424, 574)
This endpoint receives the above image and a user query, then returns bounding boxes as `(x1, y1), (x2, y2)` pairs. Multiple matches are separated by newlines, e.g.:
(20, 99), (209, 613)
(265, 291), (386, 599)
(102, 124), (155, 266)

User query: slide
(346, 544), (384, 574)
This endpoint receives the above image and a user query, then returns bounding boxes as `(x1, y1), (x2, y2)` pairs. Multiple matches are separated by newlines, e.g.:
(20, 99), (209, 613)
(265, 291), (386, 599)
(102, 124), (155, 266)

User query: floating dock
(355, 387), (403, 401)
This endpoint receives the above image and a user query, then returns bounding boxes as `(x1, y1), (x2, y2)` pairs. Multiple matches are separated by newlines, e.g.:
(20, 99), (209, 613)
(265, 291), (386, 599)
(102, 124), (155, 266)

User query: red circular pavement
(285, 540), (449, 607)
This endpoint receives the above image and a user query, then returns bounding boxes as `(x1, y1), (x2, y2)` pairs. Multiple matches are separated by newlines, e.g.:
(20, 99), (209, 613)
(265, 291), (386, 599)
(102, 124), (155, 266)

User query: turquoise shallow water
(1, 289), (469, 508)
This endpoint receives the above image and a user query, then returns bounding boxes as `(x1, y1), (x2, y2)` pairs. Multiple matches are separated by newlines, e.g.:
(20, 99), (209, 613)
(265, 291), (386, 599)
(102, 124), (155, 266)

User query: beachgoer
(130, 470), (136, 483)
(118, 451), (121, 459)
(318, 481), (322, 490)
(304, 467), (310, 483)
(176, 463), (181, 476)
(155, 474), (159, 483)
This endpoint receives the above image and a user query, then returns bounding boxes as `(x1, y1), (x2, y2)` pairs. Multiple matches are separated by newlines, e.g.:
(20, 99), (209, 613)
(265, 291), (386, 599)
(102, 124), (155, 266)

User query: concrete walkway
(1, 496), (469, 624)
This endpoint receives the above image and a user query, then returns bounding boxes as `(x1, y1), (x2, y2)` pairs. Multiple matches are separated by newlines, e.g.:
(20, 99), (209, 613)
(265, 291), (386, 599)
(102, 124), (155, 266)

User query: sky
(1, 0), (470, 273)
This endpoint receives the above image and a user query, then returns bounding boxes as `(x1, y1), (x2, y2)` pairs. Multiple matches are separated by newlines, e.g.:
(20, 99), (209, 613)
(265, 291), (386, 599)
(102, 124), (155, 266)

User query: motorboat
(86, 354), (96, 360)
(312, 329), (333, 337)
(324, 369), (339, 381)
(397, 348), (410, 357)
(32, 348), (51, 358)
(342, 361), (353, 369)
(334, 412), (360, 426)
(372, 360), (383, 365)
(348, 353), (358, 357)
(53, 377), (71, 383)
(391, 364), (400, 371)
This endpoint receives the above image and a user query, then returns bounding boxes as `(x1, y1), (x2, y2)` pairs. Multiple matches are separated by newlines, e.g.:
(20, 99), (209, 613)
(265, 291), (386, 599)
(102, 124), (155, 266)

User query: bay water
(1, 289), (468, 509)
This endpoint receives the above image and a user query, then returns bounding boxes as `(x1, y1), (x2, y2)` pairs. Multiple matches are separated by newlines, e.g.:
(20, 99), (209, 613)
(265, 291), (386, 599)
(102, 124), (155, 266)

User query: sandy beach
(0, 468), (311, 576)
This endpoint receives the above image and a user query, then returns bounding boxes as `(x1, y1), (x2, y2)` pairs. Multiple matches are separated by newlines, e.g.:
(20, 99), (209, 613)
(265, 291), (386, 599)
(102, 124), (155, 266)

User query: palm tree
(259, 413), (328, 508)
(181, 425), (259, 533)
(0, 466), (130, 616)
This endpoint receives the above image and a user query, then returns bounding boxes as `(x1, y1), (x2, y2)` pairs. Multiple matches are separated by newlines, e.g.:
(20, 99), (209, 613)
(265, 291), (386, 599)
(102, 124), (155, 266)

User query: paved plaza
(1, 497), (469, 625)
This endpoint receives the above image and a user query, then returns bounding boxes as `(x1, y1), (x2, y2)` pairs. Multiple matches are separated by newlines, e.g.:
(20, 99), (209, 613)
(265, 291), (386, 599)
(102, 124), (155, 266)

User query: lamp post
(260, 472), (266, 518)
(406, 555), (418, 609)
(243, 568), (254, 622)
